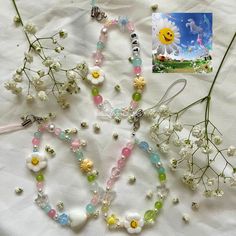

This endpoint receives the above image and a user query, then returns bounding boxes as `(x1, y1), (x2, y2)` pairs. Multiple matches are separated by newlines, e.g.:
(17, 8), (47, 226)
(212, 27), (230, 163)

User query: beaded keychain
(86, 17), (146, 123)
(100, 137), (168, 234)
(26, 121), (105, 230)
(99, 79), (187, 234)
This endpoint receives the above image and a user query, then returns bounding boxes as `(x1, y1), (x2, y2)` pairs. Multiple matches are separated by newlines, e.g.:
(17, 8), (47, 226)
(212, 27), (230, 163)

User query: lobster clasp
(132, 109), (144, 132)
(91, 6), (107, 21)
(21, 114), (44, 127)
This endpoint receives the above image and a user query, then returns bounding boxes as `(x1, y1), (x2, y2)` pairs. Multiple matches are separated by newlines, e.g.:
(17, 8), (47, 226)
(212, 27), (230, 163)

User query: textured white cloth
(0, 0), (236, 236)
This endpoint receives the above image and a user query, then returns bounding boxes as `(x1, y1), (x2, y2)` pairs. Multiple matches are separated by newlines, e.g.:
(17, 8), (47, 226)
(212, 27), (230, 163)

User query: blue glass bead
(113, 108), (121, 117)
(58, 213), (69, 225)
(75, 150), (84, 160)
(65, 135), (72, 143)
(86, 204), (96, 215)
(158, 167), (165, 174)
(139, 141), (149, 151)
(33, 147), (38, 152)
(132, 57), (142, 67)
(43, 204), (51, 213)
(150, 153), (160, 164)
(34, 132), (41, 139)
(97, 41), (105, 50)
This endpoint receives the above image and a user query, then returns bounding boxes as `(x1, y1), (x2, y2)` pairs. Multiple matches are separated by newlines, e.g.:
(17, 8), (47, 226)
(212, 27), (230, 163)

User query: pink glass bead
(107, 179), (115, 189)
(54, 128), (61, 136)
(99, 34), (107, 43)
(126, 141), (135, 150)
(134, 66), (141, 74)
(48, 209), (56, 218)
(38, 125), (46, 132)
(127, 21), (135, 32)
(36, 182), (44, 190)
(122, 147), (132, 158)
(94, 95), (103, 105)
(93, 51), (104, 66)
(91, 195), (99, 205)
(71, 139), (80, 151)
(117, 158), (126, 169)
(130, 100), (139, 110)
(32, 138), (40, 146)
(111, 167), (120, 179)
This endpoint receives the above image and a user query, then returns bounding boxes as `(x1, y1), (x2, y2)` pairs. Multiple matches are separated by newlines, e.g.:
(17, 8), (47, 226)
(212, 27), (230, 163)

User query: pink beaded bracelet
(86, 16), (146, 123)
(27, 122), (104, 230)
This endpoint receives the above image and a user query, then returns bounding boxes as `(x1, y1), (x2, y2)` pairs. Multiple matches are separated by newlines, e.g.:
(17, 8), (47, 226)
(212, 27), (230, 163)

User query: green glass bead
(92, 87), (99, 96)
(36, 173), (44, 182)
(159, 173), (166, 182)
(132, 92), (142, 101)
(144, 210), (157, 223)
(59, 131), (66, 140)
(87, 174), (96, 182)
(154, 201), (163, 210)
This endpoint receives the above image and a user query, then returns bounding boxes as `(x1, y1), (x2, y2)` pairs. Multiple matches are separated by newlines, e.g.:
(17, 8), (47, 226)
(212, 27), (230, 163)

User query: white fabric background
(0, 0), (236, 235)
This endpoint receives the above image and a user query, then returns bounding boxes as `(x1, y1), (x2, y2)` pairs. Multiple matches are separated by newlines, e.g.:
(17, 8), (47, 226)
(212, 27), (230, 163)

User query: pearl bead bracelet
(86, 17), (146, 123)
(101, 138), (168, 234)
(27, 123), (104, 230)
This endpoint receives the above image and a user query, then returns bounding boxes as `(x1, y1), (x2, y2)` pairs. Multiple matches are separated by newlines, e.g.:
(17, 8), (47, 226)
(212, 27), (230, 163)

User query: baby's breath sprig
(146, 33), (236, 197)
(5, 0), (88, 108)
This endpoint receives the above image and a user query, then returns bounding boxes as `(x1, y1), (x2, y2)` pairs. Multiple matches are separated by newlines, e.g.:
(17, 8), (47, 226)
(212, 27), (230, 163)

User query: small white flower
(163, 126), (173, 136)
(173, 121), (183, 131)
(192, 125), (203, 138)
(59, 30), (68, 39)
(26, 94), (34, 102)
(182, 173), (198, 190)
(159, 143), (169, 153)
(38, 91), (48, 101)
(213, 135), (222, 145)
(13, 73), (22, 82)
(66, 70), (78, 81)
(42, 57), (54, 67)
(179, 146), (192, 159)
(213, 189), (224, 197)
(203, 190), (213, 198)
(201, 144), (213, 154)
(173, 138), (181, 147)
(87, 66), (105, 85)
(207, 178), (215, 186)
(169, 158), (178, 171)
(158, 104), (169, 117)
(13, 15), (21, 25)
(24, 52), (33, 63)
(227, 145), (236, 157)
(24, 22), (37, 34)
(50, 61), (61, 71)
(37, 70), (45, 77)
(26, 152), (47, 172)
(124, 213), (144, 234)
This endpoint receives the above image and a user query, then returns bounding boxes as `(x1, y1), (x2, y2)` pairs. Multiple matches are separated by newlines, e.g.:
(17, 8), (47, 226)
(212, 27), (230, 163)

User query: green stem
(12, 0), (31, 45)
(204, 32), (236, 139)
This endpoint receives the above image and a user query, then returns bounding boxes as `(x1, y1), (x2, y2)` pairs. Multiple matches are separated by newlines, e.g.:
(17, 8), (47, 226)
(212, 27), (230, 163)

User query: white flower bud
(38, 91), (48, 101)
(24, 22), (37, 34)
(59, 30), (68, 39)
(173, 121), (183, 131)
(66, 70), (78, 81)
(213, 135), (222, 145)
(159, 143), (169, 153)
(227, 145), (236, 157)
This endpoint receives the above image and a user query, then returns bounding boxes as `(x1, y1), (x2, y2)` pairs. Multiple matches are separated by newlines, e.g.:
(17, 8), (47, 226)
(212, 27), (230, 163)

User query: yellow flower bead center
(31, 157), (39, 165)
(92, 71), (100, 79)
(107, 215), (117, 225)
(130, 220), (138, 228)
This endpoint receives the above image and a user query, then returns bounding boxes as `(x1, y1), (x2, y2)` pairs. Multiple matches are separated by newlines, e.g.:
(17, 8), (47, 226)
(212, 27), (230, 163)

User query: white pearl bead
(69, 210), (88, 229)
(48, 124), (55, 132)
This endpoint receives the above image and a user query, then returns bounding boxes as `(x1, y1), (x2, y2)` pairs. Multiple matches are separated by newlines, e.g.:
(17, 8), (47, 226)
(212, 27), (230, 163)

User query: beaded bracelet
(86, 17), (146, 123)
(101, 138), (168, 234)
(27, 123), (104, 229)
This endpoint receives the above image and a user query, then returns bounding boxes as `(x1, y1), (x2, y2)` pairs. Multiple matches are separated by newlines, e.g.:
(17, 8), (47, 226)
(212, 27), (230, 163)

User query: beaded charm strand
(86, 17), (146, 123)
(27, 123), (104, 229)
(101, 139), (168, 234)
